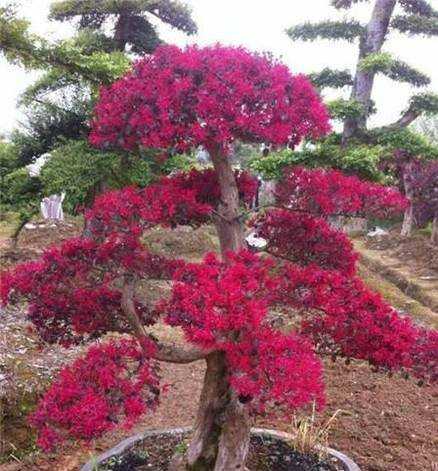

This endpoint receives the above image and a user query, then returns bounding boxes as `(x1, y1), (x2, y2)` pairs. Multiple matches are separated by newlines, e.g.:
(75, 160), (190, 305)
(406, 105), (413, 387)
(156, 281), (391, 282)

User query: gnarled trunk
(172, 353), (251, 471)
(401, 161), (415, 237)
(171, 149), (251, 470)
(342, 0), (397, 143)
(114, 13), (130, 52)
(209, 148), (245, 253)
(431, 213), (438, 245)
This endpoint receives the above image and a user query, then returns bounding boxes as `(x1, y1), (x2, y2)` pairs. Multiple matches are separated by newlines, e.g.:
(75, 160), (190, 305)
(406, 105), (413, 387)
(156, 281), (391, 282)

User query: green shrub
(371, 128), (438, 158)
(327, 99), (367, 121)
(40, 140), (197, 213)
(39, 140), (155, 213)
(0, 141), (20, 179)
(1, 167), (42, 208)
(249, 139), (386, 182)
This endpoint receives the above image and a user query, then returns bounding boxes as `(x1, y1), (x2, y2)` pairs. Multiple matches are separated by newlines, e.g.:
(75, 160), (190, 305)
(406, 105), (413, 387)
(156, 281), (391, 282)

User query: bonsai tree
(2, 45), (437, 471)
(287, 0), (438, 143)
(414, 159), (438, 243)
(277, 0), (438, 236)
(392, 153), (438, 243)
(49, 0), (197, 54)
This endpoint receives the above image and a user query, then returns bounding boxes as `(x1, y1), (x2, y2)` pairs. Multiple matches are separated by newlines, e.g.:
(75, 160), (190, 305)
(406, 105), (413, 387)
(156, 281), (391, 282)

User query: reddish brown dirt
(2, 359), (436, 471)
(1, 225), (437, 471)
(0, 218), (83, 270)
(363, 227), (438, 279)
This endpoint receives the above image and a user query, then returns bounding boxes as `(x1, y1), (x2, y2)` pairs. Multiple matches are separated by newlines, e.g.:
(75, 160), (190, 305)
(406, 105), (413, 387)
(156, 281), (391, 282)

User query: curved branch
(121, 276), (211, 364)
(378, 93), (438, 131)
(381, 108), (421, 131)
(153, 341), (210, 364)
(287, 20), (365, 42)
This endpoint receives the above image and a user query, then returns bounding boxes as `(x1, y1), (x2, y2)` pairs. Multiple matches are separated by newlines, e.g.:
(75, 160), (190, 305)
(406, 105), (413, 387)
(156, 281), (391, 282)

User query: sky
(1, 0), (437, 135)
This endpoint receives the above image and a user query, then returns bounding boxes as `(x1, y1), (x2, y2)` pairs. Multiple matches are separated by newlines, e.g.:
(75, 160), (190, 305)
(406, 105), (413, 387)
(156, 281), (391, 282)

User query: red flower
(276, 166), (408, 219)
(252, 209), (359, 274)
(90, 45), (330, 155)
(30, 338), (159, 452)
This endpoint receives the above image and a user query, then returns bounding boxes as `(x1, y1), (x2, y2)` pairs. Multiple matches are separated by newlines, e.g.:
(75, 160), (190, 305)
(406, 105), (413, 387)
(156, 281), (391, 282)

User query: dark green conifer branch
(286, 20), (365, 42)
(391, 14), (438, 35)
(309, 68), (354, 89)
(409, 92), (438, 115)
(398, 0), (437, 18)
(50, 0), (197, 35)
(327, 99), (374, 120)
(358, 52), (430, 86)
(387, 60), (430, 86)
(331, 0), (370, 9)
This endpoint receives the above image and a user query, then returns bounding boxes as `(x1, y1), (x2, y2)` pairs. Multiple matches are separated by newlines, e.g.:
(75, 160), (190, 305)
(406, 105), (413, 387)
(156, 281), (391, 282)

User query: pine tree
(285, 0), (438, 237)
(287, 0), (438, 142)
(49, 0), (197, 54)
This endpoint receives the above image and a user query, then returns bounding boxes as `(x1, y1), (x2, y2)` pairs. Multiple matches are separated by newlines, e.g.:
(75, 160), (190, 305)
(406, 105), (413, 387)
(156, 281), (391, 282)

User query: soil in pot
(96, 432), (344, 471)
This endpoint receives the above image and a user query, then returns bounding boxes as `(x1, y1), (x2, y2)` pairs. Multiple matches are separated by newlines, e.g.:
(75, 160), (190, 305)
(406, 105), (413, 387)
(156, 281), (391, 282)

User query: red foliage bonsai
(394, 154), (438, 244)
(2, 45), (437, 471)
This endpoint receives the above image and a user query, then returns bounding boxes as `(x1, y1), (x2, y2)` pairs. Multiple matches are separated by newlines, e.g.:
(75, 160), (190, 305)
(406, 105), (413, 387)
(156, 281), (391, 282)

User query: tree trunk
(401, 162), (415, 237)
(209, 148), (245, 253)
(114, 13), (129, 52)
(10, 212), (33, 249)
(171, 149), (251, 470)
(401, 204), (414, 237)
(342, 0), (397, 143)
(431, 213), (438, 245)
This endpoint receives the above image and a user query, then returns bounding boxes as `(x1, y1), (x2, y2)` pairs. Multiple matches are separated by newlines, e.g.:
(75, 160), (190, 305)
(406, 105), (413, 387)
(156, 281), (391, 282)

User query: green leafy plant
(39, 140), (197, 213)
(358, 51), (393, 72)
(287, 20), (365, 42)
(309, 68), (353, 89)
(0, 140), (20, 179)
(249, 137), (386, 182)
(39, 140), (124, 213)
(327, 99), (369, 121)
(175, 441), (188, 455)
(1, 167), (42, 209)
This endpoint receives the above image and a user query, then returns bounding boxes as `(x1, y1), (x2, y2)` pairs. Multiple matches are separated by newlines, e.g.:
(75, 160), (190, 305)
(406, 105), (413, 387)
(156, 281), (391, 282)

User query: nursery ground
(0, 219), (437, 471)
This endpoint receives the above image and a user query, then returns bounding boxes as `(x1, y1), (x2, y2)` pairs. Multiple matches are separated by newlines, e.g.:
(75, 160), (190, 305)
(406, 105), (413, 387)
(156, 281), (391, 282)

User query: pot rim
(81, 426), (361, 471)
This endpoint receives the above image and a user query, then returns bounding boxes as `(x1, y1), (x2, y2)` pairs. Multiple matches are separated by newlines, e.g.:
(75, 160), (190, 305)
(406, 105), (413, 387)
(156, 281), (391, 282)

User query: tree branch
(287, 20), (365, 42)
(121, 276), (211, 364)
(381, 108), (421, 131)
(379, 92), (438, 131)
(153, 341), (211, 364)
(391, 14), (438, 35)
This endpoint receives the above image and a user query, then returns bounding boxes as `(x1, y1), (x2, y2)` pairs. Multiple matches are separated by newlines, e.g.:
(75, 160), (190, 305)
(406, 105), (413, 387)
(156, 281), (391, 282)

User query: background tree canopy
(0, 0), (197, 228)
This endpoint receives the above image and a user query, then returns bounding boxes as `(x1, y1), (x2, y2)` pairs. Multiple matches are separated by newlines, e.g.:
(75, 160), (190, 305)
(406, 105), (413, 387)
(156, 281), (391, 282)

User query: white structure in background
(196, 147), (210, 164)
(41, 193), (65, 221)
(258, 180), (276, 206)
(245, 232), (267, 249)
(25, 153), (66, 222)
(367, 226), (389, 237)
(26, 153), (51, 177)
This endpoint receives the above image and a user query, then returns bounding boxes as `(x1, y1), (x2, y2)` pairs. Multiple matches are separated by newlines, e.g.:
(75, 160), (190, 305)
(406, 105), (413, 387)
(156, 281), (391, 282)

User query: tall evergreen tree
(0, 2), (197, 242)
(49, 0), (197, 54)
(287, 0), (438, 143)
(1, 1), (197, 158)
(284, 0), (438, 237)
(0, 3), (131, 160)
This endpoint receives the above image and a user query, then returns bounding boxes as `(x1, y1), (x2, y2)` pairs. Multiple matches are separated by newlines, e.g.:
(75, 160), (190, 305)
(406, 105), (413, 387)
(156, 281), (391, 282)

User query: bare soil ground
(363, 228), (437, 278)
(0, 221), (437, 471)
(355, 227), (438, 314)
